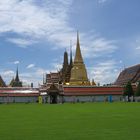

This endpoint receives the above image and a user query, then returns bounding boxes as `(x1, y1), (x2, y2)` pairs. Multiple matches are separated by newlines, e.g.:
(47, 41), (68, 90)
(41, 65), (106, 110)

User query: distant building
(115, 64), (140, 85)
(46, 72), (61, 84)
(9, 67), (22, 87)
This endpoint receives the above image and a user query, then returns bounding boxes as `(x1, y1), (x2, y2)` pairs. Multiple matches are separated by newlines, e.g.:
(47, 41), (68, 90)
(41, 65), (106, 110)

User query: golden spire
(69, 31), (90, 86)
(74, 31), (83, 63)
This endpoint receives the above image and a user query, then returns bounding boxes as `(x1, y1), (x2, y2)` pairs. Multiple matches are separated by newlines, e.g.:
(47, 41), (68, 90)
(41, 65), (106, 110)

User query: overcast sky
(0, 0), (140, 86)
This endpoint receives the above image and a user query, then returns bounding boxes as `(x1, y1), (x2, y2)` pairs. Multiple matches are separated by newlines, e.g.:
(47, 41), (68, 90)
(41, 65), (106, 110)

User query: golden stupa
(69, 32), (90, 86)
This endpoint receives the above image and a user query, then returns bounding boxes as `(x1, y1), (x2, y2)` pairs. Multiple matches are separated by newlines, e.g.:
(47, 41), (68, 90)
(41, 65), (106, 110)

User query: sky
(0, 0), (140, 87)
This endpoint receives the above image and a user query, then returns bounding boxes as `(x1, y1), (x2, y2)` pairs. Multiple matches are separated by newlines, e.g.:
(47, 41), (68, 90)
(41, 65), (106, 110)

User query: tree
(123, 81), (134, 102)
(135, 81), (140, 96)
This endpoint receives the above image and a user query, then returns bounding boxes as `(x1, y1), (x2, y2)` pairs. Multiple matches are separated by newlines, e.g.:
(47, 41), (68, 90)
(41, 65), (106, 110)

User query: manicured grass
(0, 103), (140, 140)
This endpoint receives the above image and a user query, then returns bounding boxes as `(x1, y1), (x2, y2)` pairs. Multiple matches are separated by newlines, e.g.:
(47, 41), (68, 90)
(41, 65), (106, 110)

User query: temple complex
(0, 32), (140, 103)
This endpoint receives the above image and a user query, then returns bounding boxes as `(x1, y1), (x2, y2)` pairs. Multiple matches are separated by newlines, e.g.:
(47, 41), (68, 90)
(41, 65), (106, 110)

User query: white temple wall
(0, 96), (38, 103)
(63, 95), (122, 103)
(0, 95), (123, 103)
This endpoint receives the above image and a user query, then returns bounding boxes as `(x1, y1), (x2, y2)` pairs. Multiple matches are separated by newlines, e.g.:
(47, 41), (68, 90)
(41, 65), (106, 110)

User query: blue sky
(0, 0), (140, 86)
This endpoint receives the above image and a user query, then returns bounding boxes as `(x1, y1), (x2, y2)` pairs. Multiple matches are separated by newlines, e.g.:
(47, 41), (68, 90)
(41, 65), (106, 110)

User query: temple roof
(63, 51), (68, 66)
(9, 78), (14, 86)
(10, 67), (22, 87)
(0, 75), (6, 87)
(115, 64), (140, 85)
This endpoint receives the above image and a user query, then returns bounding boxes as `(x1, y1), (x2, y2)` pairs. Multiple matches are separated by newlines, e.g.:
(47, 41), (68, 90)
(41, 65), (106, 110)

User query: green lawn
(0, 103), (140, 140)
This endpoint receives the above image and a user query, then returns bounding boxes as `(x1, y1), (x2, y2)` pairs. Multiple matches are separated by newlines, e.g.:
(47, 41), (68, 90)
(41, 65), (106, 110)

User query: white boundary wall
(63, 95), (122, 103)
(0, 96), (38, 103)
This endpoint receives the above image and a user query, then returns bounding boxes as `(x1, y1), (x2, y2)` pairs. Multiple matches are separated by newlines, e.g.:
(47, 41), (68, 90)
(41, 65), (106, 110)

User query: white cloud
(87, 60), (119, 85)
(13, 61), (20, 64)
(131, 38), (140, 56)
(51, 62), (63, 71)
(0, 70), (15, 85)
(135, 39), (140, 50)
(119, 60), (123, 63)
(0, 0), (74, 47)
(79, 33), (117, 58)
(98, 0), (108, 4)
(136, 46), (140, 50)
(7, 38), (36, 48)
(26, 64), (35, 69)
(2, 70), (14, 76)
(50, 57), (68, 72)
(0, 0), (117, 59)
(0, 0), (119, 85)
(35, 68), (48, 76)
(20, 67), (51, 87)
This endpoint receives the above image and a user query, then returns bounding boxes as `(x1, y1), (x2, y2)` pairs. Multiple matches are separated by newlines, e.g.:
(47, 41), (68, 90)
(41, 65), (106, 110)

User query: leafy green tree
(123, 81), (134, 102)
(135, 81), (140, 96)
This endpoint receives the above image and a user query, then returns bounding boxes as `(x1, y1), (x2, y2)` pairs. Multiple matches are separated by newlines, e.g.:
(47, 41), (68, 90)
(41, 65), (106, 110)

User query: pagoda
(69, 32), (90, 85)
(61, 45), (73, 84)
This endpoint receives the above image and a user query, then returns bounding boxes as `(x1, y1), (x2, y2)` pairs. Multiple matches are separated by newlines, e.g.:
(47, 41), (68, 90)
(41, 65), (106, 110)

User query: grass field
(0, 103), (140, 140)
